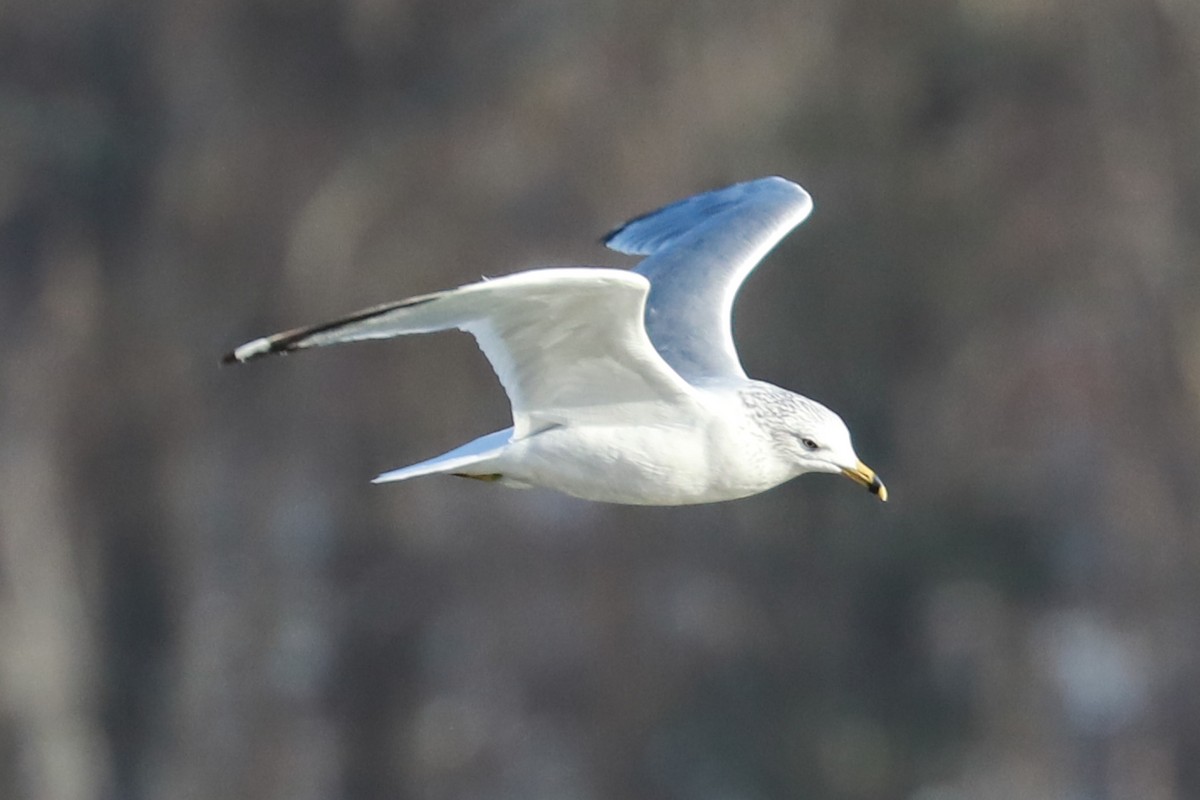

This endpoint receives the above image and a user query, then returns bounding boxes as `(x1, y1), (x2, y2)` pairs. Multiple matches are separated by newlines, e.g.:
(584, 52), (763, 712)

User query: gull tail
(372, 429), (512, 484)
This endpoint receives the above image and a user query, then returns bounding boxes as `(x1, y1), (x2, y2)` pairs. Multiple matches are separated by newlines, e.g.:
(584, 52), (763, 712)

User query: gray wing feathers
(224, 268), (697, 437)
(603, 187), (745, 255)
(603, 177), (813, 381)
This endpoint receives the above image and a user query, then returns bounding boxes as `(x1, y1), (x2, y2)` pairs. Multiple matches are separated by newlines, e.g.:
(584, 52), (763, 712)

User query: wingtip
(222, 337), (275, 365)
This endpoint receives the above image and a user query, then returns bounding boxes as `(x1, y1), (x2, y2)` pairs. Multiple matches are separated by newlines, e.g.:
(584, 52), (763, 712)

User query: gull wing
(603, 176), (813, 382)
(224, 268), (698, 438)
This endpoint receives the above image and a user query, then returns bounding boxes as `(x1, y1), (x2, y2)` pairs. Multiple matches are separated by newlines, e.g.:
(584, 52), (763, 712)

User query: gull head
(749, 387), (887, 501)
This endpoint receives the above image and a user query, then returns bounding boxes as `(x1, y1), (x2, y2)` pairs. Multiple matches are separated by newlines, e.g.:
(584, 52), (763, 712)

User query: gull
(224, 177), (886, 505)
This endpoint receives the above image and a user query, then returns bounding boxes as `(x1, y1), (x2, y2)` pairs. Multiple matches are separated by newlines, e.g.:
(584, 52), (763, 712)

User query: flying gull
(224, 177), (886, 505)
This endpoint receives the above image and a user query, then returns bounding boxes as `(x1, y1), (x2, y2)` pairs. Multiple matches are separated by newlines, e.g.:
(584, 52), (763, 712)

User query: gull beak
(841, 461), (888, 502)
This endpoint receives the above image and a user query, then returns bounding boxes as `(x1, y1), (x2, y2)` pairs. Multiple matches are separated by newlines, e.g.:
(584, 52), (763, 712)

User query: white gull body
(224, 177), (886, 505)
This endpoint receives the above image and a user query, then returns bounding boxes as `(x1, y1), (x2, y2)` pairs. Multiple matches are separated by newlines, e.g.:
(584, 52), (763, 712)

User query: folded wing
(603, 176), (813, 382)
(224, 268), (698, 437)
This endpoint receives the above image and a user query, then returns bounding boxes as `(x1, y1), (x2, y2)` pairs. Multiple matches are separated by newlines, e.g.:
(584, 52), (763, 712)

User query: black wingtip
(219, 294), (440, 368)
(220, 335), (278, 364)
(600, 207), (658, 247)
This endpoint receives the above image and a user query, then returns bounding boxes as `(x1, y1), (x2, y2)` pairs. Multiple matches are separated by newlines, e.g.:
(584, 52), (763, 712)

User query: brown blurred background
(2, 0), (1199, 798)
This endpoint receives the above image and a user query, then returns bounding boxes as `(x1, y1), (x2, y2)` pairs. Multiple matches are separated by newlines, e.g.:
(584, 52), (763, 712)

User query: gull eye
(800, 437), (819, 451)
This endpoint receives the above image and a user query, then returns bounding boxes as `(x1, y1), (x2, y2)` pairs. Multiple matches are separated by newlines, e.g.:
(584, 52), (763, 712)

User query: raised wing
(603, 176), (813, 382)
(223, 268), (698, 438)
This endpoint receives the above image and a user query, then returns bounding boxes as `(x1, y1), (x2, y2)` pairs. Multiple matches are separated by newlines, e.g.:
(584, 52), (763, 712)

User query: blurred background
(2, 0), (1199, 798)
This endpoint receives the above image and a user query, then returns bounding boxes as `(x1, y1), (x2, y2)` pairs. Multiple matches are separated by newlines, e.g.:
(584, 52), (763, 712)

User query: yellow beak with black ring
(842, 461), (887, 502)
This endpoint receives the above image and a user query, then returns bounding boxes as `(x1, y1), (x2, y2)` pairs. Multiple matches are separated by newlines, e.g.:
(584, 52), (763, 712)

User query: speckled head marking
(739, 382), (885, 499)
